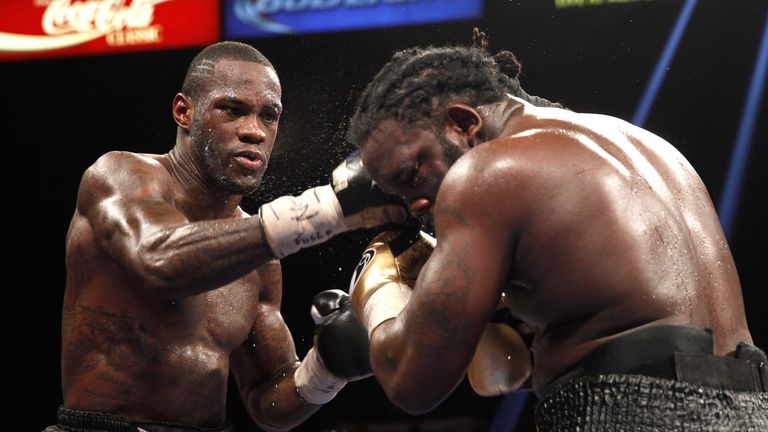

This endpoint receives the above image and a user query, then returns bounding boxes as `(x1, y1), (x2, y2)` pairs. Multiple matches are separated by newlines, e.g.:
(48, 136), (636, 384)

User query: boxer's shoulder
(81, 151), (173, 200)
(90, 150), (164, 171)
(441, 143), (539, 204)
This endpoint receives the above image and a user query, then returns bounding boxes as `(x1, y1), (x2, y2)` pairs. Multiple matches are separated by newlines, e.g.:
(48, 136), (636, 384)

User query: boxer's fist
(349, 228), (436, 335)
(258, 151), (407, 258)
(311, 289), (371, 380)
(332, 150), (408, 230)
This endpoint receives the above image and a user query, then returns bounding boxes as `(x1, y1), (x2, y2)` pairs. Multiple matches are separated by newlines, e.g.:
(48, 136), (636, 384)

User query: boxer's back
(491, 105), (752, 394)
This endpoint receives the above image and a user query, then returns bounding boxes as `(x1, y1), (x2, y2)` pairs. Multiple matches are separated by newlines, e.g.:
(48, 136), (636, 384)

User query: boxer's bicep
(230, 301), (297, 398)
(230, 261), (311, 427)
(93, 197), (188, 266)
(233, 261), (297, 383)
(79, 152), (188, 275)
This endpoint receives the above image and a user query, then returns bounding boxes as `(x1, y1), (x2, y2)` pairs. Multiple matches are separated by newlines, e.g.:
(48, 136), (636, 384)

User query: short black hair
(347, 44), (561, 147)
(181, 41), (275, 101)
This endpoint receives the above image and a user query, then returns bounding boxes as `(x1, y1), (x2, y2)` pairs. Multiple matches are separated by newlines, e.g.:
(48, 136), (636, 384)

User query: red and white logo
(1, 0), (220, 61)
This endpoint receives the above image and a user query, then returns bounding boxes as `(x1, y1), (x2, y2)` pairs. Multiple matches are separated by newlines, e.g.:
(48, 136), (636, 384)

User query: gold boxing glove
(349, 229), (435, 336)
(467, 298), (532, 396)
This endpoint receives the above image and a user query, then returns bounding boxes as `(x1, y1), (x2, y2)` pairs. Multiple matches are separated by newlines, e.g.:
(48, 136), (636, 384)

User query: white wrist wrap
(294, 347), (347, 405)
(362, 282), (412, 337)
(259, 185), (347, 258)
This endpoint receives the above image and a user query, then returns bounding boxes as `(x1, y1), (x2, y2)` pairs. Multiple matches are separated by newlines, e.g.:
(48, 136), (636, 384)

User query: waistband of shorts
(56, 406), (234, 432)
(545, 325), (767, 395)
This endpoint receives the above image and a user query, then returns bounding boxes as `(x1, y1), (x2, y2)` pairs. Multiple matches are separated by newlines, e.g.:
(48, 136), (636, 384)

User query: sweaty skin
(360, 95), (752, 412)
(62, 59), (320, 430)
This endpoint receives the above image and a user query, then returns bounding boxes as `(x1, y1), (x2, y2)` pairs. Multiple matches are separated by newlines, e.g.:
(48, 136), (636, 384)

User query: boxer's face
(190, 59), (282, 195)
(361, 118), (464, 222)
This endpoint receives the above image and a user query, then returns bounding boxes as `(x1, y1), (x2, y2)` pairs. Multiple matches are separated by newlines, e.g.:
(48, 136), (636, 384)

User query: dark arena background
(5, 0), (767, 430)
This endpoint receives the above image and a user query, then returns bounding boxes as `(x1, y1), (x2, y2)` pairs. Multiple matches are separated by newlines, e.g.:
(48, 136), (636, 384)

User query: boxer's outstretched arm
(230, 261), (322, 431)
(368, 154), (519, 414)
(79, 151), (276, 298)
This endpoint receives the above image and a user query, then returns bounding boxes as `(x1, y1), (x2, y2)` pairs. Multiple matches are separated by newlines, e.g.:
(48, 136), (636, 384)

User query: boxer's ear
(445, 103), (482, 147)
(172, 93), (193, 131)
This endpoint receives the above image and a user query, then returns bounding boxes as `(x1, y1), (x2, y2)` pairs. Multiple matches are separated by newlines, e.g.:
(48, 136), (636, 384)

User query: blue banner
(224, 0), (484, 38)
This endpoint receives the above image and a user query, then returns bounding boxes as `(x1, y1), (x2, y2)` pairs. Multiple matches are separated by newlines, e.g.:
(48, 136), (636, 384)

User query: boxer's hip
(545, 324), (767, 395)
(536, 325), (768, 431)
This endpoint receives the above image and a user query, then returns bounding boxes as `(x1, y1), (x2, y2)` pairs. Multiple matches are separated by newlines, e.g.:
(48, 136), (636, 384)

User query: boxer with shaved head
(49, 41), (403, 432)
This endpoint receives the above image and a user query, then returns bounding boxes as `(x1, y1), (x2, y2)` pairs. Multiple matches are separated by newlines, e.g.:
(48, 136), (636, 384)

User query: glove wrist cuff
(359, 281), (412, 336)
(295, 347), (347, 405)
(259, 185), (347, 258)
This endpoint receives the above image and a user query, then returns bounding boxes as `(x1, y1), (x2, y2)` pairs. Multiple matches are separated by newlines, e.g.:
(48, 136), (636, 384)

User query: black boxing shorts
(535, 325), (768, 431)
(536, 373), (768, 431)
(44, 406), (235, 432)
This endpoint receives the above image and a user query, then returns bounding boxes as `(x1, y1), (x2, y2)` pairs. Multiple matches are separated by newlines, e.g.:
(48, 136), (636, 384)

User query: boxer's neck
(476, 94), (524, 142)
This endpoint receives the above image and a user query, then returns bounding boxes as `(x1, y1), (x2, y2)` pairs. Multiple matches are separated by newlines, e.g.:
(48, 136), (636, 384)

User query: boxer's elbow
(134, 242), (190, 298)
(371, 327), (447, 414)
(388, 385), (441, 415)
(252, 417), (294, 432)
(375, 354), (444, 414)
(246, 391), (296, 432)
(135, 252), (177, 290)
(382, 360), (449, 413)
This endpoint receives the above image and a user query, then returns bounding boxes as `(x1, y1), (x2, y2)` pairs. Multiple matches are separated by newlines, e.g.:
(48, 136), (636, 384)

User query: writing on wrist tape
(259, 185), (347, 258)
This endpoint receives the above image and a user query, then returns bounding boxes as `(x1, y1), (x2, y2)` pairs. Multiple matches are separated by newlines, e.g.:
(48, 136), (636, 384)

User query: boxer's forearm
(134, 217), (274, 298)
(369, 319), (423, 412)
(350, 230), (474, 413)
(369, 317), (463, 415)
(243, 363), (322, 432)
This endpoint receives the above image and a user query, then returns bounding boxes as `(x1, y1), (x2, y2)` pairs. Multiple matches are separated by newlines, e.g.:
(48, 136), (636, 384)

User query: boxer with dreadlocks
(344, 28), (767, 430)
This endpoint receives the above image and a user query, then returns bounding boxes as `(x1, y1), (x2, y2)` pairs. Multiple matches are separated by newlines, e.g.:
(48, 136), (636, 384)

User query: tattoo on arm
(435, 204), (470, 228)
(411, 248), (475, 358)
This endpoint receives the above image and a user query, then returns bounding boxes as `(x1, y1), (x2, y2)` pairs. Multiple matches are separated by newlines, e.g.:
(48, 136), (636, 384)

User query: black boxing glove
(311, 289), (372, 380)
(294, 290), (371, 405)
(259, 150), (408, 258)
(331, 150), (408, 230)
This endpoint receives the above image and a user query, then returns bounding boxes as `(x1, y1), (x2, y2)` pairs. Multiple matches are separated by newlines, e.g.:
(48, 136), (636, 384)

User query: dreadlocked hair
(475, 27), (565, 111)
(473, 27), (522, 80)
(347, 45), (517, 146)
(347, 30), (560, 147)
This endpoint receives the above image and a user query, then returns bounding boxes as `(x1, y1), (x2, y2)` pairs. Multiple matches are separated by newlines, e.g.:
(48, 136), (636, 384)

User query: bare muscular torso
(62, 152), (272, 425)
(476, 99), (752, 394)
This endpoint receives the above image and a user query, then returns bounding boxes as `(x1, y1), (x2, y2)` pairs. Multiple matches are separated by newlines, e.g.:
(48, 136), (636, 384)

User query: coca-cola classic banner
(0, 0), (220, 62)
